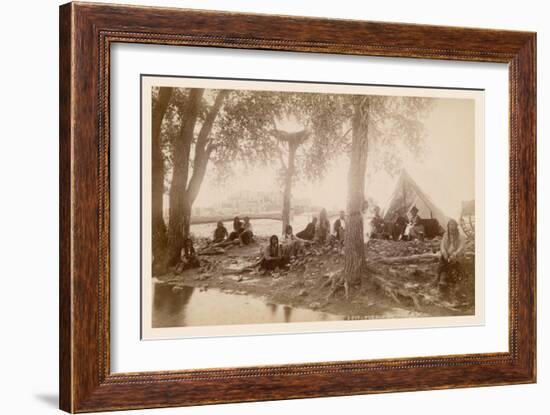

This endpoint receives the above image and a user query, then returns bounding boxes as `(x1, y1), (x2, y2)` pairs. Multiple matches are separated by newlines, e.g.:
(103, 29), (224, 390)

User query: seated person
(260, 235), (290, 271)
(176, 238), (200, 273)
(296, 217), (317, 241)
(212, 221), (228, 244)
(361, 199), (369, 238)
(239, 216), (254, 245)
(391, 215), (409, 241)
(314, 208), (331, 244)
(282, 224), (303, 257)
(228, 216), (244, 240)
(370, 206), (385, 238)
(333, 210), (346, 245)
(403, 206), (425, 241)
(283, 224), (294, 241)
(436, 219), (465, 286)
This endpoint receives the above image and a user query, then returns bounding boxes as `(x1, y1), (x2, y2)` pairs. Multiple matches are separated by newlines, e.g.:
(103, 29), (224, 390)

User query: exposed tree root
(324, 269), (372, 300)
(323, 271), (348, 299)
(372, 276), (422, 309)
(371, 274), (461, 312)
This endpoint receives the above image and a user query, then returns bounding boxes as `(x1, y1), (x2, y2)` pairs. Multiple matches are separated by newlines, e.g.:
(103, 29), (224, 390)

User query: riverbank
(155, 236), (475, 323)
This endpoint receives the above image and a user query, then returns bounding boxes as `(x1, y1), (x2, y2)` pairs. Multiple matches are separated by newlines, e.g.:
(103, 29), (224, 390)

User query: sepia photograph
(141, 76), (483, 338)
(49, 2), (538, 411)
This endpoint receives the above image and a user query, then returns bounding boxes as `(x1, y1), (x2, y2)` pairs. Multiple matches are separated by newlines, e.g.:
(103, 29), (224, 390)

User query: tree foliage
(364, 95), (433, 177)
(154, 85), (434, 273)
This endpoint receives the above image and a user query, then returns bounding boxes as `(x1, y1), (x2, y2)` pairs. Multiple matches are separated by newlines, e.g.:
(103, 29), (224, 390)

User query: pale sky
(194, 97), (476, 220)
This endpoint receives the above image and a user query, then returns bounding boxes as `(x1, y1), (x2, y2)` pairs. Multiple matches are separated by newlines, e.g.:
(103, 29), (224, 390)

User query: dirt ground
(155, 235), (475, 320)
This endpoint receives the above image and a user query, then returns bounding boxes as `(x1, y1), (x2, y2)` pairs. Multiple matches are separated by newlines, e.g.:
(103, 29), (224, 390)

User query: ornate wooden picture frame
(59, 2), (536, 412)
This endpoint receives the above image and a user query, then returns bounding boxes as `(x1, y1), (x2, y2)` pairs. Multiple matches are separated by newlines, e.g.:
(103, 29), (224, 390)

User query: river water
(152, 282), (342, 328)
(156, 214), (345, 329)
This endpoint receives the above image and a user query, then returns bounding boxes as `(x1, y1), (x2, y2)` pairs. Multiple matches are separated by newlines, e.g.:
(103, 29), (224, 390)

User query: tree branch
(341, 126), (352, 140)
(176, 88), (204, 192)
(271, 128), (310, 144)
(186, 89), (230, 205)
(195, 90), (230, 156)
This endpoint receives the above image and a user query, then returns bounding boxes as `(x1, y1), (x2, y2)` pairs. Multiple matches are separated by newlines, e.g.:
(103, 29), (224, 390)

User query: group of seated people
(176, 216), (255, 273)
(258, 209), (346, 272)
(367, 205), (427, 241)
(211, 216), (254, 247)
(266, 209), (466, 286)
(295, 208), (346, 246)
(176, 208), (466, 288)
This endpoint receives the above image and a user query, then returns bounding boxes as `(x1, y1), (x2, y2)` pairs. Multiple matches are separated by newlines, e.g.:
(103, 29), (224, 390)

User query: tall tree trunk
(182, 89), (230, 227)
(151, 87), (172, 263)
(166, 89), (203, 266)
(271, 129), (309, 235)
(182, 201), (192, 243)
(281, 141), (298, 234)
(165, 89), (228, 267)
(344, 96), (370, 287)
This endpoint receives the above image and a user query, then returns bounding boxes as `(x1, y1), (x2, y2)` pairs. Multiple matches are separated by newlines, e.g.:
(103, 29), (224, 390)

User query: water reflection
(152, 282), (341, 328)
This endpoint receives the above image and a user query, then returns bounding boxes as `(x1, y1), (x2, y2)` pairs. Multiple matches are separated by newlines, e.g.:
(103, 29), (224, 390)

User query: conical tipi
(382, 169), (449, 228)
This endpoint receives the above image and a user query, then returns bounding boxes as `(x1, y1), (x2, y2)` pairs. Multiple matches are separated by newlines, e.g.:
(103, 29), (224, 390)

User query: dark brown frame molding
(59, 2), (536, 412)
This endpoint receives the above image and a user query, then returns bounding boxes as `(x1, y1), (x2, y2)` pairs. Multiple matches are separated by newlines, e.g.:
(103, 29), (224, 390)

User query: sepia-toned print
(141, 76), (483, 339)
